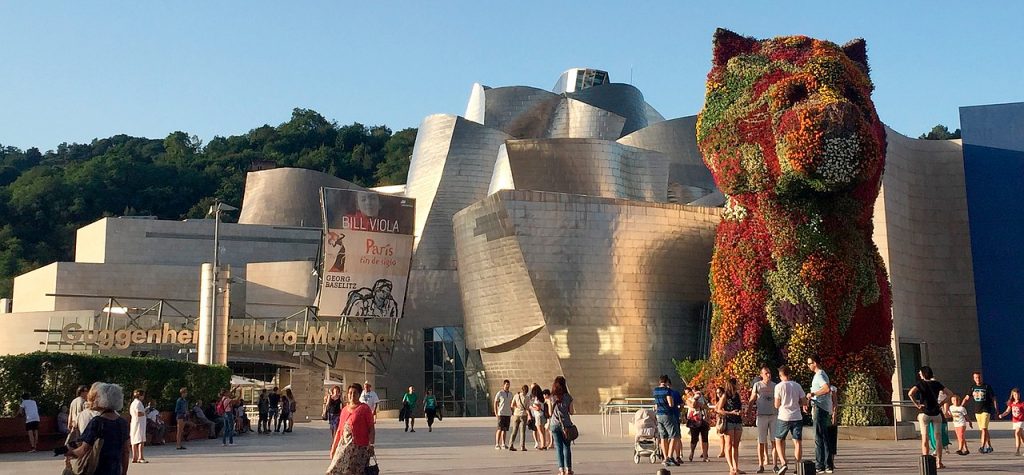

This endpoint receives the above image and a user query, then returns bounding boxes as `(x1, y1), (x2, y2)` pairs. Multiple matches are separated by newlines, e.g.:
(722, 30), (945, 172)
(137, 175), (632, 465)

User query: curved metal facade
(454, 190), (720, 412)
(238, 168), (363, 227)
(617, 116), (719, 203)
(501, 139), (669, 201)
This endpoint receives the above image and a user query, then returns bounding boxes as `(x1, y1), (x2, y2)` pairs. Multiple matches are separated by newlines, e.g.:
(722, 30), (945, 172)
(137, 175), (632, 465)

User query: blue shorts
(657, 414), (680, 439)
(775, 419), (802, 440)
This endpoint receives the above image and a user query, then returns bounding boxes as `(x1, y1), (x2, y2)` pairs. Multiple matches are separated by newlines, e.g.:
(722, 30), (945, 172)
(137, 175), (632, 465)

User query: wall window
(423, 327), (488, 416)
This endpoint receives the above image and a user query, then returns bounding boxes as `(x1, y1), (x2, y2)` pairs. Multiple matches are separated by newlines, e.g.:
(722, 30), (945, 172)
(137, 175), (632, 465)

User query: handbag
(65, 415), (105, 475)
(527, 417), (536, 431)
(554, 398), (579, 442)
(365, 454), (380, 475)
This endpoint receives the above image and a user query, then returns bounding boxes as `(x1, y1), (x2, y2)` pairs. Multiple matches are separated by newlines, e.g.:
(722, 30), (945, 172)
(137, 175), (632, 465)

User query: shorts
(657, 414), (681, 439)
(756, 415), (777, 443)
(775, 419), (803, 440)
(976, 411), (991, 429)
(25, 421), (39, 431)
(955, 426), (966, 440)
(723, 421), (743, 433)
(497, 415), (511, 430)
(1014, 422), (1023, 431)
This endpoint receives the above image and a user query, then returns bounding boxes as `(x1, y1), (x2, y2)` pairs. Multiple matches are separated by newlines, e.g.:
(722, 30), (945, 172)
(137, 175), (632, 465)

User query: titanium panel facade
(479, 86), (561, 138)
(617, 116), (719, 203)
(239, 167), (363, 227)
(501, 139), (669, 202)
(545, 98), (627, 140)
(454, 190), (720, 412)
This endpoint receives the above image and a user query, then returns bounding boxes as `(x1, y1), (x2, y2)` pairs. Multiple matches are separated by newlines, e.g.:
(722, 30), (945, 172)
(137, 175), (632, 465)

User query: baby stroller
(633, 408), (662, 464)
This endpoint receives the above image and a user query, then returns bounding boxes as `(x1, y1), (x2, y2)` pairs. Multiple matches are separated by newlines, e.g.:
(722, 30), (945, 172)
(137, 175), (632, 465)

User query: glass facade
(423, 326), (489, 416)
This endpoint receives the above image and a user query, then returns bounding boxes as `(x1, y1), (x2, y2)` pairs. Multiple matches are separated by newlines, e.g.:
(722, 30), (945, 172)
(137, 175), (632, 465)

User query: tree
(919, 124), (961, 140)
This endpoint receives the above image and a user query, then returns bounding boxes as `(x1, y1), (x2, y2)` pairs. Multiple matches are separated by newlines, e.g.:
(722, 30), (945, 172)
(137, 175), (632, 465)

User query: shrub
(673, 358), (705, 387)
(0, 352), (231, 416)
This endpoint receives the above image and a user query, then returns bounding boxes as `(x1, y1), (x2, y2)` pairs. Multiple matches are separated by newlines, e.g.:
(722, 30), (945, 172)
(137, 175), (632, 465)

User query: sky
(1, 1), (1022, 151)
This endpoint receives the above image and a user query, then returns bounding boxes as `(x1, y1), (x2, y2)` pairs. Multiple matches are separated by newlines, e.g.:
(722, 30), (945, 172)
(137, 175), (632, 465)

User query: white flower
(817, 136), (861, 184)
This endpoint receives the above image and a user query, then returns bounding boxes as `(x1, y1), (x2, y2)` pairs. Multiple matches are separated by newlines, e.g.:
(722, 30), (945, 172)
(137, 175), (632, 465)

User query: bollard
(795, 460), (816, 475)
(919, 454), (937, 475)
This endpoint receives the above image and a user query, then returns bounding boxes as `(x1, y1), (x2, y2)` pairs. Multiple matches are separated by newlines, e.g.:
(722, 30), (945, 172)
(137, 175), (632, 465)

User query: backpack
(215, 399), (226, 416)
(64, 416), (105, 475)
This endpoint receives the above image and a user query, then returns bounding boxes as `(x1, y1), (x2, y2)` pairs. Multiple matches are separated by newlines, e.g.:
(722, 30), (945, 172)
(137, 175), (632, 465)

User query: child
(948, 395), (972, 455)
(998, 388), (1024, 456)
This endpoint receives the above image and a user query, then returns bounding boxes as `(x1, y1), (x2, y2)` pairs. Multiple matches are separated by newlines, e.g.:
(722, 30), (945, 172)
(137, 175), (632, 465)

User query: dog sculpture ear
(842, 38), (869, 73)
(712, 28), (757, 67)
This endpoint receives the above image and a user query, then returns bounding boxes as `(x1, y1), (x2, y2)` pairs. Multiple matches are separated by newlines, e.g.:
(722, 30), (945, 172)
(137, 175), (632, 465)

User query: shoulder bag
(554, 398), (579, 442)
(64, 416), (106, 475)
(365, 453), (380, 475)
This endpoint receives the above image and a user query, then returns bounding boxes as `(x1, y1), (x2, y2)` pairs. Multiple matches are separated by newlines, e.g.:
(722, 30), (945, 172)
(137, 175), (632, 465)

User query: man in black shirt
(268, 387), (281, 432)
(965, 371), (998, 453)
(909, 366), (955, 469)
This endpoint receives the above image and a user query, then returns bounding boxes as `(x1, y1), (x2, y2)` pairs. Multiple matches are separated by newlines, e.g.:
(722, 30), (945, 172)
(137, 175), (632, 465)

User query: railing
(374, 399), (396, 412)
(600, 397), (655, 437)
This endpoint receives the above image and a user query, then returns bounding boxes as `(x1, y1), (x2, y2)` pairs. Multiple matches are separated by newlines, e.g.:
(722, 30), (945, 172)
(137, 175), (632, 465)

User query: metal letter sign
(318, 188), (415, 318)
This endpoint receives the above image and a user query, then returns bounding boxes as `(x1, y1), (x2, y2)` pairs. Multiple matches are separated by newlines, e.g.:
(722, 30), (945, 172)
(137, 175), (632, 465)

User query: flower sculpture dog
(696, 29), (894, 424)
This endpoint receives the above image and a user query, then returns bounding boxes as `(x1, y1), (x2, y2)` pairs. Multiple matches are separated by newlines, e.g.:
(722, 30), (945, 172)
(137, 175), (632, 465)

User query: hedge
(0, 352), (231, 417)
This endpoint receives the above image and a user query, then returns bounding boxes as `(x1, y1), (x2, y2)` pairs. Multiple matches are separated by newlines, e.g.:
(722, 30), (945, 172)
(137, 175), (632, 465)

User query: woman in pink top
(327, 383), (375, 475)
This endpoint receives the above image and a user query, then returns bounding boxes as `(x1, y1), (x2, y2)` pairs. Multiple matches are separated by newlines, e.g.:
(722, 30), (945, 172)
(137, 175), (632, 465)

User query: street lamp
(206, 200), (237, 364)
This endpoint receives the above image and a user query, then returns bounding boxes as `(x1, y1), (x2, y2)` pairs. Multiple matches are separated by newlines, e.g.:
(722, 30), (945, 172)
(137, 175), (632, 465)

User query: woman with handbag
(327, 383), (376, 475)
(65, 382), (131, 475)
(546, 376), (576, 475)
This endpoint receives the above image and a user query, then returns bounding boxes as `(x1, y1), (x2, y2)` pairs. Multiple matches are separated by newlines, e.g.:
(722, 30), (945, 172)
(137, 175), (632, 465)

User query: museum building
(0, 68), (1021, 418)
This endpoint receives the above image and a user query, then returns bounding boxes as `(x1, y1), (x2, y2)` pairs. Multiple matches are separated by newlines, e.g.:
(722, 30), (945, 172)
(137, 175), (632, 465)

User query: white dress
(129, 399), (147, 445)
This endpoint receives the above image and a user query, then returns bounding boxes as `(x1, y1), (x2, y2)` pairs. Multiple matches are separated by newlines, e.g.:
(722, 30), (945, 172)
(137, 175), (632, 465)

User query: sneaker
(510, 447), (517, 451)
(521, 447), (527, 451)
(816, 470), (826, 474)
(775, 466), (788, 475)
(495, 445), (501, 450)
(825, 469), (834, 474)
(410, 429), (416, 432)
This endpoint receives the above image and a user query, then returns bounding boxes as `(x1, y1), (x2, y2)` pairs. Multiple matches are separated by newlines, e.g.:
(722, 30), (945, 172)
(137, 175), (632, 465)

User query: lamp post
(206, 200), (237, 364)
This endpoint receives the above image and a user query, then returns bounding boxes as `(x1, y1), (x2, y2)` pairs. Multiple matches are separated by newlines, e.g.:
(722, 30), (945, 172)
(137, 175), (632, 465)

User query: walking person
(17, 392), (40, 452)
(997, 387), (1024, 456)
(327, 383), (376, 475)
(948, 395), (972, 455)
(773, 365), (807, 475)
(65, 383), (130, 475)
(966, 371), (998, 453)
(547, 376), (575, 475)
(509, 385), (529, 450)
(751, 366), (779, 473)
(686, 386), (711, 462)
(716, 378), (744, 475)
(402, 386), (418, 432)
(806, 355), (835, 473)
(174, 387), (194, 450)
(423, 388), (439, 432)
(714, 386), (727, 458)
(325, 386), (344, 436)
(66, 385), (89, 445)
(494, 379), (514, 449)
(668, 379), (684, 465)
(908, 365), (956, 470)
(530, 384), (549, 450)
(129, 389), (148, 463)
(654, 375), (679, 467)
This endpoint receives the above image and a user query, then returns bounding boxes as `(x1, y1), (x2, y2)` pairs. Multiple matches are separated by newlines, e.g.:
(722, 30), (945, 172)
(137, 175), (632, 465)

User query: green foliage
(838, 371), (889, 426)
(673, 358), (706, 386)
(0, 109), (417, 296)
(918, 124), (961, 140)
(0, 352), (231, 416)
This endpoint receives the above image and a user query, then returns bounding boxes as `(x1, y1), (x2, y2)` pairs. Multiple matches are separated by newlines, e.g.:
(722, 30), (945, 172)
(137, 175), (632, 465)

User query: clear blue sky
(2, 1), (1021, 151)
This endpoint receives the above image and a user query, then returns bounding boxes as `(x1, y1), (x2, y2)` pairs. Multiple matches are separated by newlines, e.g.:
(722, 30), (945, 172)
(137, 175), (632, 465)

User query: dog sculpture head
(697, 28), (886, 203)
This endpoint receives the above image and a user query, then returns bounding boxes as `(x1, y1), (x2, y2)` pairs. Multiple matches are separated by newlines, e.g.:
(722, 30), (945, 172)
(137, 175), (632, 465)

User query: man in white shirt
(66, 385), (89, 444)
(359, 381), (380, 419)
(18, 393), (41, 452)
(806, 355), (835, 473)
(493, 380), (514, 449)
(773, 365), (807, 475)
(145, 403), (167, 445)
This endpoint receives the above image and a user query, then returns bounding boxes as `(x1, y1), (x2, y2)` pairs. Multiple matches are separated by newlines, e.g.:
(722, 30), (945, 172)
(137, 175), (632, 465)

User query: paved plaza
(2, 416), (1021, 474)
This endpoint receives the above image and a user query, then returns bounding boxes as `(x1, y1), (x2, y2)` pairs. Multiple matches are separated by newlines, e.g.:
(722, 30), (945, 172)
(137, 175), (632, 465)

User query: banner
(319, 188), (415, 318)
